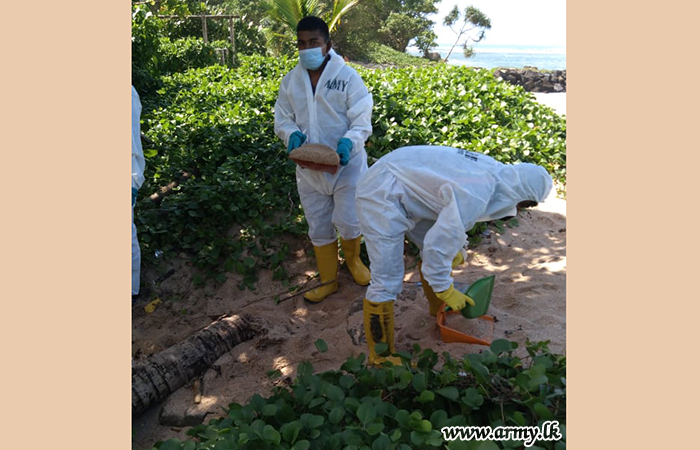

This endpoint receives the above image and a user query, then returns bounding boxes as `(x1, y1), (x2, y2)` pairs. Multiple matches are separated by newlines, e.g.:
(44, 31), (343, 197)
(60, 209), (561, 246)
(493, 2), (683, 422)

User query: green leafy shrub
(158, 37), (224, 74)
(136, 56), (565, 286)
(132, 5), (165, 96)
(345, 43), (434, 67)
(137, 56), (301, 288)
(359, 64), (566, 183)
(142, 340), (565, 450)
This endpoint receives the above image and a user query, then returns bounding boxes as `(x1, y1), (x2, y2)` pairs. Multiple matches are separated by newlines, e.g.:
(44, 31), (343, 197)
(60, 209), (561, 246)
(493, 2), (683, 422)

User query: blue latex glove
(287, 131), (307, 154)
(336, 138), (352, 166)
(132, 187), (138, 207)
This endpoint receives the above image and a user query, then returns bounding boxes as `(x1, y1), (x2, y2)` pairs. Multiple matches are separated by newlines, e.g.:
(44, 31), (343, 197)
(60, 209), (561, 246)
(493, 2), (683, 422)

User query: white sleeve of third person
(132, 86), (146, 190)
(420, 184), (486, 292)
(342, 72), (373, 154)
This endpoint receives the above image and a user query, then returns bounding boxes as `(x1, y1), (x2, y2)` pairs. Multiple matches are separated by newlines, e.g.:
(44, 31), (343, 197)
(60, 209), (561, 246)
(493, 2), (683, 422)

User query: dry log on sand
(132, 314), (262, 416)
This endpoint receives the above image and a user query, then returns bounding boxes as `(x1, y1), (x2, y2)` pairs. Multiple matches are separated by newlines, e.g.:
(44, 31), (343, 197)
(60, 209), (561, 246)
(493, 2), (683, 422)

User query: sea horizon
(406, 43), (566, 70)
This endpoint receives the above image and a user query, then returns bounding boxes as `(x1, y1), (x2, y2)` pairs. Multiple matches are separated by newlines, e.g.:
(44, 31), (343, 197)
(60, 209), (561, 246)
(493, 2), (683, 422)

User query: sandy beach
(132, 183), (566, 448)
(534, 92), (566, 116)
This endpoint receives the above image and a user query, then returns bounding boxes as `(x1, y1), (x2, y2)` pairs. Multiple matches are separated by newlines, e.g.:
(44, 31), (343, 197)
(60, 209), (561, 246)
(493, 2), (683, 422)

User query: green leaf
(341, 356), (363, 373)
(395, 409), (410, 428)
(262, 425), (281, 444)
(325, 383), (345, 401)
(314, 338), (328, 353)
(412, 372), (427, 392)
(307, 414), (325, 429)
(262, 404), (278, 416)
(158, 439), (185, 450)
(490, 339), (514, 354)
(533, 402), (554, 420)
(372, 434), (391, 450)
(329, 406), (345, 424)
(435, 386), (459, 401)
(281, 420), (302, 444)
(418, 390), (435, 403)
(339, 375), (355, 390)
(527, 364), (549, 390)
(366, 422), (384, 436)
(357, 402), (377, 426)
(461, 387), (484, 409)
(291, 440), (310, 450)
(512, 410), (527, 426)
(374, 341), (389, 356)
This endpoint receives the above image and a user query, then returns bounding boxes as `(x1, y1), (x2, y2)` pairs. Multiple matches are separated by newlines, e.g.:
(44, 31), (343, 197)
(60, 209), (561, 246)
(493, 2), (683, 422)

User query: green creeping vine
(136, 55), (565, 288)
(144, 339), (565, 450)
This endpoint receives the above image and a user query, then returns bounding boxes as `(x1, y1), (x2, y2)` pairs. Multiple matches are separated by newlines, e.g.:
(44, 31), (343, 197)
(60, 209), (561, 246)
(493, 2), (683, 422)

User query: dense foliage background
(134, 52), (565, 288)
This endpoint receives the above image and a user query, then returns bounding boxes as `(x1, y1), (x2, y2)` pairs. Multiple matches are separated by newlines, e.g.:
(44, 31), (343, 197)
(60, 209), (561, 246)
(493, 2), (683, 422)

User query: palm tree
(265, 0), (361, 35)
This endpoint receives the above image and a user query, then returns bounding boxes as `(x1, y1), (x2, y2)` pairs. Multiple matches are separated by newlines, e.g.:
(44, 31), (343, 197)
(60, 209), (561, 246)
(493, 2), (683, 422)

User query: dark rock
(424, 51), (441, 62)
(491, 68), (566, 92)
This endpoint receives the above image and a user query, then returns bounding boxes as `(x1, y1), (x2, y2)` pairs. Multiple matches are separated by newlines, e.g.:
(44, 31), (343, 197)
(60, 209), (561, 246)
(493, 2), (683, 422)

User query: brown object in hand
(289, 143), (340, 174)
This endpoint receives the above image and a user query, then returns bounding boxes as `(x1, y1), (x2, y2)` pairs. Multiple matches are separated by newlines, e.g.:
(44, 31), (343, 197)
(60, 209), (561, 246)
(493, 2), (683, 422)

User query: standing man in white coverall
(274, 16), (374, 303)
(132, 86), (146, 301)
(356, 145), (553, 364)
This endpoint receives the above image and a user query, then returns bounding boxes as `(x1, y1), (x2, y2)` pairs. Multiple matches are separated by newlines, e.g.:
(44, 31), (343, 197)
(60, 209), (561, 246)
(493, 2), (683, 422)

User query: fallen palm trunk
(132, 313), (262, 416)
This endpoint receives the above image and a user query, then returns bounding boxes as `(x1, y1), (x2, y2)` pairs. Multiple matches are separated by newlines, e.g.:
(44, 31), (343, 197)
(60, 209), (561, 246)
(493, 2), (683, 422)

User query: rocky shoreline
(493, 67), (566, 93)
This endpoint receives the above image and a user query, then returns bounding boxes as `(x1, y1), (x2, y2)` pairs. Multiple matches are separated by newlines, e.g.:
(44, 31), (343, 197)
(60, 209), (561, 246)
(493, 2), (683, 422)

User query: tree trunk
(132, 314), (262, 416)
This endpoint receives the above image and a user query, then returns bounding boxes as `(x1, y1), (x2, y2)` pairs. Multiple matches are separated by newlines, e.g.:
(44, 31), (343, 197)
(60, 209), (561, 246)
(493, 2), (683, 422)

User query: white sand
(533, 92), (566, 116)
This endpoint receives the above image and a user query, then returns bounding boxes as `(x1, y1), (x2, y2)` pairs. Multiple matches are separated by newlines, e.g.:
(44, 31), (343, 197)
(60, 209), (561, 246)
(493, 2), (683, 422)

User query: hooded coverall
(274, 48), (373, 246)
(356, 145), (553, 363)
(274, 48), (374, 302)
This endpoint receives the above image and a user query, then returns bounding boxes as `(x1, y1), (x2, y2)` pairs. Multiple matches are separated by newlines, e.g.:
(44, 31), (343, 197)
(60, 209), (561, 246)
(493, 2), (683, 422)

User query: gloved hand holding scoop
(442, 275), (496, 318)
(289, 143), (340, 174)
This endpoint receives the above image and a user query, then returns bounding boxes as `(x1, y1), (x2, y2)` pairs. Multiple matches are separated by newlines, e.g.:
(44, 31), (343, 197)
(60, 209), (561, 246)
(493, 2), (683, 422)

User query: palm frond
(327, 0), (361, 33)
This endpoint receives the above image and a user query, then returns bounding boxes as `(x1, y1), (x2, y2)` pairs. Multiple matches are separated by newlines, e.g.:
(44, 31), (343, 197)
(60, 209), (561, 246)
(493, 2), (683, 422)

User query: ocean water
(406, 43), (566, 70)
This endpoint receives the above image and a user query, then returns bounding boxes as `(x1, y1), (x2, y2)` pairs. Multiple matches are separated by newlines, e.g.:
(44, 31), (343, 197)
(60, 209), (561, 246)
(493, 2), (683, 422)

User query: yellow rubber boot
(363, 299), (402, 366)
(418, 261), (444, 317)
(340, 236), (371, 286)
(304, 242), (339, 303)
(452, 250), (465, 269)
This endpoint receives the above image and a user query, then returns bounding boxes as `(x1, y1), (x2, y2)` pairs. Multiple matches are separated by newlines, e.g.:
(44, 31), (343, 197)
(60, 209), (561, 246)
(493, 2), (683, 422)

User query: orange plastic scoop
(436, 275), (496, 346)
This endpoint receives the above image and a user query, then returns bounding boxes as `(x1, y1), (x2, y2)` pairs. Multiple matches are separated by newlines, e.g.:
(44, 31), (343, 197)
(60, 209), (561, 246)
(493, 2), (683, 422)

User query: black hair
(296, 16), (330, 42)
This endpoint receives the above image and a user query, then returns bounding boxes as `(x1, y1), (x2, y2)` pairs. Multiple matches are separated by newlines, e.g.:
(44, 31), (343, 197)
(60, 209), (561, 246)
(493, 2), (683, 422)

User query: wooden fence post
(202, 15), (208, 43)
(229, 17), (236, 66)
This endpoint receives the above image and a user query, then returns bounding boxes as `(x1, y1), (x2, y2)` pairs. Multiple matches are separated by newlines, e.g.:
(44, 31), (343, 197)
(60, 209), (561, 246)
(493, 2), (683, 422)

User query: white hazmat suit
(274, 49), (373, 246)
(356, 145), (553, 303)
(132, 86), (146, 296)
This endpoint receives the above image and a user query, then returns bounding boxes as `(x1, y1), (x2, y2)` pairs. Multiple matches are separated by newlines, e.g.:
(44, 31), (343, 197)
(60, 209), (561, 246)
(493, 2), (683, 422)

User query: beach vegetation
(140, 339), (566, 450)
(133, 52), (565, 287)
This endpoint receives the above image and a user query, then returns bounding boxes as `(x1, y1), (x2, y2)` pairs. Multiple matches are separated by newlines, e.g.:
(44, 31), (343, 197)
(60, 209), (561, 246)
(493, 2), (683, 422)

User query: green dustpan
(459, 275), (495, 318)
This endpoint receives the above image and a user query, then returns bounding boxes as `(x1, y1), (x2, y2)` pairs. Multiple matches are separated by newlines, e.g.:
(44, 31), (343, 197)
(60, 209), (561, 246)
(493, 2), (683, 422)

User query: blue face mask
(299, 46), (327, 70)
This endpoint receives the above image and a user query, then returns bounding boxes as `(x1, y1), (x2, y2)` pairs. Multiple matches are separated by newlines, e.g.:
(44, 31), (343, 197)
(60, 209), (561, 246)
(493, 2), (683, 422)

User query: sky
(428, 0), (566, 47)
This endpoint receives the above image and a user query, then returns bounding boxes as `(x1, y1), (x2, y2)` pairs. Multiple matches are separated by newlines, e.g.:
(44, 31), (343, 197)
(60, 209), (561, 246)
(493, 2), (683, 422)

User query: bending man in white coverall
(132, 86), (146, 300)
(356, 145), (553, 364)
(274, 16), (374, 303)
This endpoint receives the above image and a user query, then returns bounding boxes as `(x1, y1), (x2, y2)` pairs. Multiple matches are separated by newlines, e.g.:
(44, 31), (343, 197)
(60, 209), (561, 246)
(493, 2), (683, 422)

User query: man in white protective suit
(274, 16), (374, 303)
(356, 145), (553, 365)
(132, 86), (146, 302)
